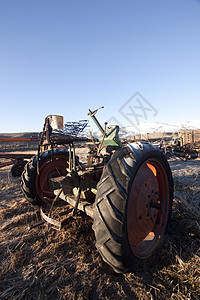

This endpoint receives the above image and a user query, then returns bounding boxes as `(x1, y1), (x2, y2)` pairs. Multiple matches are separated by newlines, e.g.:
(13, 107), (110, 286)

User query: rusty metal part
(0, 152), (34, 159)
(44, 135), (89, 145)
(40, 206), (74, 230)
(37, 187), (93, 230)
(0, 160), (14, 168)
(41, 118), (89, 146)
(127, 158), (169, 259)
(0, 153), (32, 169)
(54, 189), (94, 219)
(28, 207), (75, 230)
(35, 155), (69, 203)
(49, 169), (98, 218)
(166, 142), (200, 160)
(72, 180), (82, 216)
(0, 135), (45, 175)
(53, 120), (89, 137)
(0, 137), (40, 143)
(88, 130), (99, 150)
(48, 188), (63, 217)
(28, 189), (74, 230)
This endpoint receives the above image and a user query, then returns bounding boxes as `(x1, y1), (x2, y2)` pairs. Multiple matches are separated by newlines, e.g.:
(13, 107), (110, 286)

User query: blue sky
(0, 0), (200, 133)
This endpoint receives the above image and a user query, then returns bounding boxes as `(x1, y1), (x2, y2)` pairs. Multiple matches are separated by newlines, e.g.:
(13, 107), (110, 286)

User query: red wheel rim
(127, 158), (170, 259)
(35, 156), (68, 204)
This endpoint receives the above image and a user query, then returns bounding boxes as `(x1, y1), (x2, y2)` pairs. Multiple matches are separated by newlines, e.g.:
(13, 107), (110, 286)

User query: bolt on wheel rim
(127, 158), (170, 259)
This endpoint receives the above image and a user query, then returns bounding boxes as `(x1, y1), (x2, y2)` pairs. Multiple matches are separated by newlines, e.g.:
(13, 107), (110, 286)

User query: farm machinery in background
(20, 107), (174, 273)
(162, 130), (200, 160)
(0, 137), (40, 176)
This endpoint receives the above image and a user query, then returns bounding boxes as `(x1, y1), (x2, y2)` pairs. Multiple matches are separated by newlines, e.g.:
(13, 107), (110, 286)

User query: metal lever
(72, 180), (82, 216)
(88, 106), (105, 136)
(88, 106), (104, 117)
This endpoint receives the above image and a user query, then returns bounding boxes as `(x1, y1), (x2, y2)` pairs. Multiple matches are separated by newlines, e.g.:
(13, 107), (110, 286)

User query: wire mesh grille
(52, 120), (89, 138)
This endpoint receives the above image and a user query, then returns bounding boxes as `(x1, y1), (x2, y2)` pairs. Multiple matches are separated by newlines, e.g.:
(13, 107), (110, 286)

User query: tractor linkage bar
(29, 189), (94, 230)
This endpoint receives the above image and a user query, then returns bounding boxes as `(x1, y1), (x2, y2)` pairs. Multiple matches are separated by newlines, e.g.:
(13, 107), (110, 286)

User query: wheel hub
(127, 159), (169, 258)
(35, 155), (68, 204)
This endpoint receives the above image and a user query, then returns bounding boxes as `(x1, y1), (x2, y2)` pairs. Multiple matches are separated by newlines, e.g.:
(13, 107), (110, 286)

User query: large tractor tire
(21, 148), (69, 206)
(93, 143), (173, 273)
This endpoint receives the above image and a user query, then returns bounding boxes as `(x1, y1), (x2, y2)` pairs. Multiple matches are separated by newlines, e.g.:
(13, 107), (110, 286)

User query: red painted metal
(127, 158), (169, 259)
(35, 156), (69, 204)
(0, 160), (14, 168)
(0, 152), (35, 169)
(0, 137), (40, 143)
(0, 153), (34, 159)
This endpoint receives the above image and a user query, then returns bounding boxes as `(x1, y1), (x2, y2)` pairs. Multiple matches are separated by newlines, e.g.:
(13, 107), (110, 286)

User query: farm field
(0, 150), (200, 299)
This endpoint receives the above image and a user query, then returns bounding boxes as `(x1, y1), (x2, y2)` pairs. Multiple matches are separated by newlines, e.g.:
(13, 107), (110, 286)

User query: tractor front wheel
(92, 143), (173, 273)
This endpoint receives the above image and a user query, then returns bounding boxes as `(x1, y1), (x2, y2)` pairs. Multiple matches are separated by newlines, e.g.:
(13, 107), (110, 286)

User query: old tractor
(21, 107), (173, 273)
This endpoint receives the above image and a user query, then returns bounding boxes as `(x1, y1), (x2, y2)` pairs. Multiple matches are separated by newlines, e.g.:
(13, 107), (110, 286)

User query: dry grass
(0, 160), (200, 300)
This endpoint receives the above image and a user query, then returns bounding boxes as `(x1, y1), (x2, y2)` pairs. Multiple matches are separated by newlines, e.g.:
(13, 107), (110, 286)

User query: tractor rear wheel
(92, 143), (173, 273)
(21, 148), (69, 206)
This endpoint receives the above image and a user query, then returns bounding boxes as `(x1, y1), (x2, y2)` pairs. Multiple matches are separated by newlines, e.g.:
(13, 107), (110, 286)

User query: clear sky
(0, 0), (200, 133)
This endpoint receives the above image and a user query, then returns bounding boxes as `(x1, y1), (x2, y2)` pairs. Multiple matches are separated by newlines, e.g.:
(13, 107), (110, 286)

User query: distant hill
(119, 120), (200, 139)
(1, 119), (200, 140)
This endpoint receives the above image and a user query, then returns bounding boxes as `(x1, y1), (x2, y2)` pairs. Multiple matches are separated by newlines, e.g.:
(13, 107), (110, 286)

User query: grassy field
(0, 157), (200, 299)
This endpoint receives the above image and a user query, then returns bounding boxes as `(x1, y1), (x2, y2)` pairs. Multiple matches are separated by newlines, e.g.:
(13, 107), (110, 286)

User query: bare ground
(0, 159), (200, 300)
